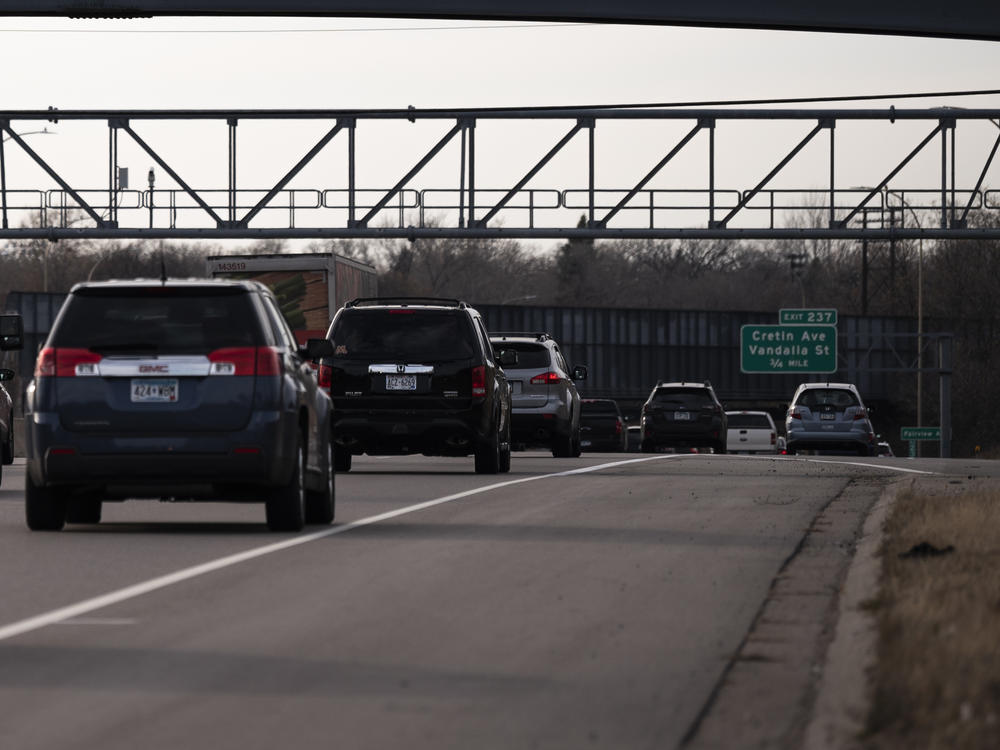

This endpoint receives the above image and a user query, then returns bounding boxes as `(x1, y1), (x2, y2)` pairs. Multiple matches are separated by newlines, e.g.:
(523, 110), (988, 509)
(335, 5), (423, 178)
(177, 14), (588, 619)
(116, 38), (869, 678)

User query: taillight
(791, 411), (803, 420)
(256, 347), (281, 376)
(615, 419), (623, 435)
(853, 409), (868, 421)
(771, 432), (776, 445)
(35, 347), (103, 377)
(208, 347), (256, 375)
(471, 365), (486, 398)
(207, 347), (281, 376)
(318, 364), (332, 392)
(530, 371), (562, 385)
(34, 347), (56, 377)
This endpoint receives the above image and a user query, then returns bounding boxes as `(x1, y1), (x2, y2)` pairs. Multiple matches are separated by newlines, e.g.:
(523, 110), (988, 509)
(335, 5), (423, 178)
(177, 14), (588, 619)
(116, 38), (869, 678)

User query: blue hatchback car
(24, 279), (335, 532)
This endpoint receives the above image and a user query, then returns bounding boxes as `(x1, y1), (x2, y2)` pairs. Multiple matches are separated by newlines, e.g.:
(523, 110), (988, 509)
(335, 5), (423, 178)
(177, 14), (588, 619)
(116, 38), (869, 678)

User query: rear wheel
(551, 432), (573, 458)
(25, 474), (67, 531)
(641, 439), (656, 454)
(2, 418), (13, 464)
(499, 419), (512, 473)
(475, 425), (501, 474)
(571, 432), (582, 458)
(266, 435), (306, 532)
(305, 439), (335, 525)
(333, 446), (352, 473)
(65, 497), (102, 525)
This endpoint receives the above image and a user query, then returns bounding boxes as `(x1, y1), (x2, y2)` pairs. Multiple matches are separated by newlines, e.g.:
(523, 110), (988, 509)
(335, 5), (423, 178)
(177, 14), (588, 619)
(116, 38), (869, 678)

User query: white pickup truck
(725, 411), (778, 454)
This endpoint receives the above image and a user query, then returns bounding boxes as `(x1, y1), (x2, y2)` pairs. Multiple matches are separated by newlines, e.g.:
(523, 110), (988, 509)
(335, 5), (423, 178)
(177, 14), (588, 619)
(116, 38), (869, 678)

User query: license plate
(581, 440), (592, 447)
(131, 378), (178, 403)
(386, 374), (417, 391)
(674, 411), (691, 421)
(820, 413), (836, 420)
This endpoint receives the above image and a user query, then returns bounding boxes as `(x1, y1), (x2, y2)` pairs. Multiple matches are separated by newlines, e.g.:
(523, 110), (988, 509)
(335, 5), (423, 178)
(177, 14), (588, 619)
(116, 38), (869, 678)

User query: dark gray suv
(25, 280), (335, 532)
(489, 332), (587, 457)
(1, 313), (23, 488)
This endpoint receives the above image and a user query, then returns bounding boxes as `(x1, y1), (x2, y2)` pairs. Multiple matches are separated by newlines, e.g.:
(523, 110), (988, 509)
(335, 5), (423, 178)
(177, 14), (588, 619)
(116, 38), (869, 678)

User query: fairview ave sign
(740, 324), (837, 373)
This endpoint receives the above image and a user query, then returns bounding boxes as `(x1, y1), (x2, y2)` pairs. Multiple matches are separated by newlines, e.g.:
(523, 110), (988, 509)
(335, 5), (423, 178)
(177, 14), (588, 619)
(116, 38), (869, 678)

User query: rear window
(50, 287), (262, 354)
(651, 388), (714, 409)
(728, 414), (773, 429)
(582, 400), (620, 416)
(493, 342), (551, 369)
(331, 309), (477, 360)
(795, 389), (859, 409)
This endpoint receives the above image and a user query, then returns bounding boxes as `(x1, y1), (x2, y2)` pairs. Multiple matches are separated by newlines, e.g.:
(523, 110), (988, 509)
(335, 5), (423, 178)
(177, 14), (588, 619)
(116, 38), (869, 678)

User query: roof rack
(345, 297), (467, 308)
(489, 331), (551, 342)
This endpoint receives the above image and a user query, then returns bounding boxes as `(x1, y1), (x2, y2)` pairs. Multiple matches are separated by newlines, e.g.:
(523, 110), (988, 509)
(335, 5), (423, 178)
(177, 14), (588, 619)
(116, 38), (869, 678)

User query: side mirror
(0, 314), (24, 351)
(0, 368), (15, 382)
(499, 349), (519, 367)
(572, 365), (588, 381)
(304, 338), (334, 360)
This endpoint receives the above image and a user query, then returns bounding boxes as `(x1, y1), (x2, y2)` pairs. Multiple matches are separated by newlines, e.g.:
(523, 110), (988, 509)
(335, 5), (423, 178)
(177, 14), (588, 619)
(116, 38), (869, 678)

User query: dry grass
(864, 487), (1000, 749)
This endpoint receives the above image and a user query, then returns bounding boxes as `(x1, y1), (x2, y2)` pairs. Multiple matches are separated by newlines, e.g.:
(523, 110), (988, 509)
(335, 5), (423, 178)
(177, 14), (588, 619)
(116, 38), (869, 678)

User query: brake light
(530, 371), (562, 385)
(207, 347), (281, 376)
(771, 432), (776, 445)
(615, 419), (623, 435)
(256, 347), (281, 376)
(34, 348), (56, 377)
(318, 364), (333, 392)
(791, 411), (803, 420)
(471, 365), (486, 398)
(853, 409), (868, 421)
(35, 347), (103, 377)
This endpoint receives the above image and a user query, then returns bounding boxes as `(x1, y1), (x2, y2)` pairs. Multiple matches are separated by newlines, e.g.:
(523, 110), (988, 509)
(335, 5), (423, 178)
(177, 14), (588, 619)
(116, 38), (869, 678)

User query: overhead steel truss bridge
(2, 106), (1000, 241)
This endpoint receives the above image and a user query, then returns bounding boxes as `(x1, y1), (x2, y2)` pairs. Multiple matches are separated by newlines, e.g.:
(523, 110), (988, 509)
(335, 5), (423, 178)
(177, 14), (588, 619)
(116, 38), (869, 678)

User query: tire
(333, 446), (352, 473)
(551, 432), (573, 458)
(65, 497), (102, 525)
(641, 439), (656, 454)
(2, 417), (13, 464)
(499, 419), (512, 473)
(266, 435), (306, 532)
(25, 473), (67, 531)
(571, 433), (582, 458)
(713, 441), (727, 455)
(305, 439), (335, 525)
(475, 425), (501, 474)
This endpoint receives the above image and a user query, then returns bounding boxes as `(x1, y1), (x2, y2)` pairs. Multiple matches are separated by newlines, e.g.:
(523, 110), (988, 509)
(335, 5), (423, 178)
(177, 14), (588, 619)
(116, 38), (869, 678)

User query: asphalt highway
(0, 452), (985, 749)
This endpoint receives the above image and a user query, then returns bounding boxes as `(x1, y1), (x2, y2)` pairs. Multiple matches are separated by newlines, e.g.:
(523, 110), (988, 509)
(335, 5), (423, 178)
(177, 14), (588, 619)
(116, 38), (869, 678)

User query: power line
(0, 21), (588, 34)
(452, 88), (1000, 114)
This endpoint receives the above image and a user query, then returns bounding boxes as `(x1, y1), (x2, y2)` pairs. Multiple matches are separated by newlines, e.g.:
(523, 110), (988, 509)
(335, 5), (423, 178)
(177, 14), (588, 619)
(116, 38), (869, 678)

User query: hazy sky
(1, 17), (999, 236)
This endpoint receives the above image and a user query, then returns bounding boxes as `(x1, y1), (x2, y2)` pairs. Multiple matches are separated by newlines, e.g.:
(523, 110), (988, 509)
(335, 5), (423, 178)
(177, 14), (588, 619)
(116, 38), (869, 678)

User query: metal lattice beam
(2, 107), (1000, 240)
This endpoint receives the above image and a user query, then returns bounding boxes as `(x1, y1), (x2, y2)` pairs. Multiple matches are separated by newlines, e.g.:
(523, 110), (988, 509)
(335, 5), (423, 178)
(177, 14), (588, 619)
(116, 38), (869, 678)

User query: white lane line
(729, 453), (939, 475)
(55, 618), (139, 626)
(0, 454), (686, 643)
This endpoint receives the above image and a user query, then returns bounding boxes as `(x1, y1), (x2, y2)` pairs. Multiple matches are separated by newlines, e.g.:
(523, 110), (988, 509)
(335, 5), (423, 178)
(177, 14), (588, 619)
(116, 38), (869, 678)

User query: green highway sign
(901, 426), (941, 441)
(779, 308), (838, 326)
(741, 324), (837, 373)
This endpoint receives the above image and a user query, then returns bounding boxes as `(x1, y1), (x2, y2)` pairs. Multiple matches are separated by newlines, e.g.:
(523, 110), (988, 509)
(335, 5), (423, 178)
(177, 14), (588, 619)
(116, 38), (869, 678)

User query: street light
(148, 167), (155, 229)
(0, 127), (56, 230)
(883, 189), (926, 442)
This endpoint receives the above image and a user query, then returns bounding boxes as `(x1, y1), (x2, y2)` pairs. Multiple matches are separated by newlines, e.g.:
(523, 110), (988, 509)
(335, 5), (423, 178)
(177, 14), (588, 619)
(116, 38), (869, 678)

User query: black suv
(25, 280), (336, 532)
(1, 313), (24, 488)
(640, 381), (728, 454)
(320, 297), (514, 474)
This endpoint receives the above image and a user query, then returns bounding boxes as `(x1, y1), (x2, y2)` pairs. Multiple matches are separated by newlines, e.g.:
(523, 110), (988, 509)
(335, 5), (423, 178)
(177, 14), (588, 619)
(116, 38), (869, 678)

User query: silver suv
(490, 332), (587, 457)
(785, 382), (876, 456)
